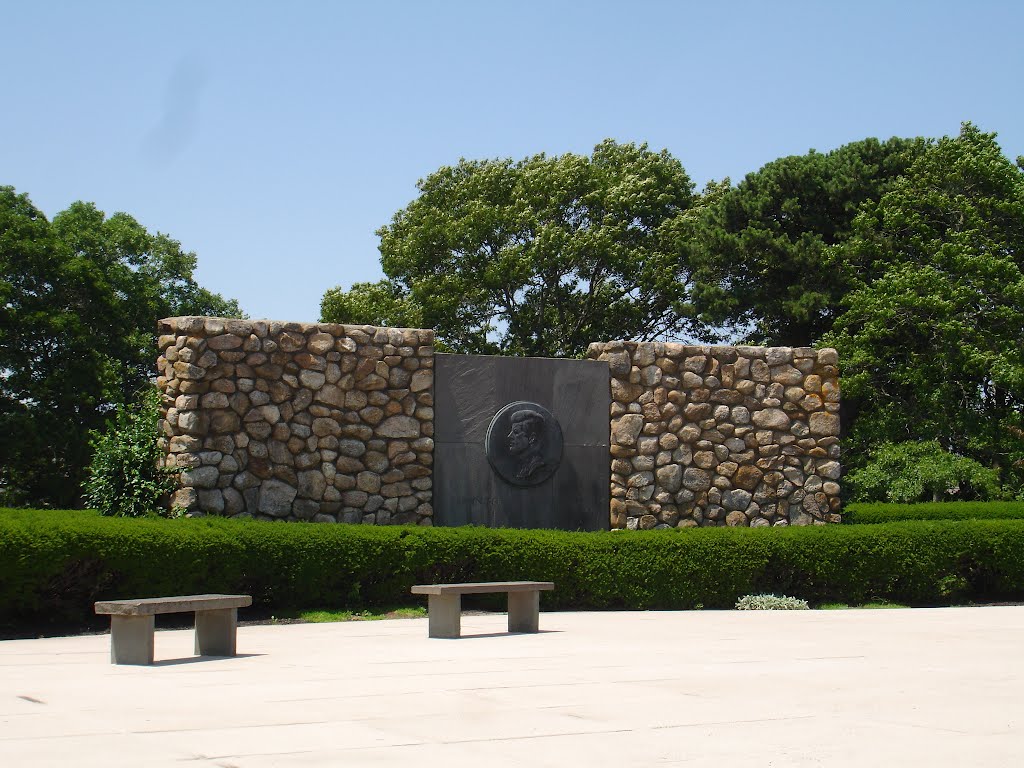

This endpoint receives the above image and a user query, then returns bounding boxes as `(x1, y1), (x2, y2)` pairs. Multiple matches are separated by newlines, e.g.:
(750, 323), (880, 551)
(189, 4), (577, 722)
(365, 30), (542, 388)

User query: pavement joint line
(197, 746), (416, 760)
(366, 654), (577, 665)
(338, 729), (638, 750)
(456, 675), (735, 690)
(131, 720), (334, 735)
(267, 688), (509, 703)
(0, 651), (100, 658)
(356, 665), (566, 680)
(857, 717), (987, 736)
(650, 715), (816, 730)
(533, 698), (703, 710)
(0, 730), (127, 742)
(176, 750), (322, 762)
(717, 654), (868, 664)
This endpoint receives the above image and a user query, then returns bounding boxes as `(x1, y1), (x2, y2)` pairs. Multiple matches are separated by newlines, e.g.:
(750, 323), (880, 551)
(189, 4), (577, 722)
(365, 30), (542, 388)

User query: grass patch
(1, 507), (102, 518)
(817, 601), (910, 610)
(285, 606), (426, 623)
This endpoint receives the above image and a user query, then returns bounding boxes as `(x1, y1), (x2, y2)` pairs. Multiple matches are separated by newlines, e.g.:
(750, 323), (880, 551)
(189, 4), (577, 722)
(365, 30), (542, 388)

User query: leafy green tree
(845, 441), (1002, 503)
(826, 124), (1024, 492)
(323, 140), (700, 356)
(84, 387), (180, 517)
(0, 188), (61, 506)
(0, 188), (242, 508)
(691, 137), (928, 345)
(321, 279), (424, 330)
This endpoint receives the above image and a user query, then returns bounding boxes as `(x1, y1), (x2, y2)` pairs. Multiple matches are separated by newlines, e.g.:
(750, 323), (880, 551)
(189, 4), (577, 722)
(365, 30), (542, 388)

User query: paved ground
(2, 607), (1023, 767)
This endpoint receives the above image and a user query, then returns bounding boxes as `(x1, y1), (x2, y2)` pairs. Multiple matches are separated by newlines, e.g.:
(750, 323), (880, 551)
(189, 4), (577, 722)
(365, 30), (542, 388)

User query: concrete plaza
(2, 606), (1022, 766)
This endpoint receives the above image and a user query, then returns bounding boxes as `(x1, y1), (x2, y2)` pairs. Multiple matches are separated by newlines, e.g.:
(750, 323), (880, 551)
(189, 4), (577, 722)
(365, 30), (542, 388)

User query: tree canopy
(689, 137), (929, 346)
(322, 140), (701, 356)
(845, 440), (1001, 503)
(0, 188), (242, 507)
(322, 126), (1023, 497)
(321, 278), (424, 332)
(825, 124), (1024, 492)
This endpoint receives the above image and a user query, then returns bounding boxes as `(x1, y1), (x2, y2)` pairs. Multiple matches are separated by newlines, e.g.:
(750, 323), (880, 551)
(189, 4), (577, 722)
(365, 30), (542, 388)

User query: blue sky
(4, 1), (1022, 323)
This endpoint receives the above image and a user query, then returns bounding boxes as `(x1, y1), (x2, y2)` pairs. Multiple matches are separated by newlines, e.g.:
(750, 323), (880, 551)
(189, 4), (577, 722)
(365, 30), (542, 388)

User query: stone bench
(411, 581), (554, 638)
(94, 594), (252, 665)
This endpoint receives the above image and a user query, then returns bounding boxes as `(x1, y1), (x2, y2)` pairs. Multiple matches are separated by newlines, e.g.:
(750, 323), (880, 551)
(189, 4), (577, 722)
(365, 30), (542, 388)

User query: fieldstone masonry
(156, 317), (435, 524)
(157, 317), (841, 528)
(586, 341), (841, 529)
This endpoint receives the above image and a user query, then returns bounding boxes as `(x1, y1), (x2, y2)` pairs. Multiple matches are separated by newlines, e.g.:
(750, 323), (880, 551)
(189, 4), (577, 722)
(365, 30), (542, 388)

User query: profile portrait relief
(506, 409), (547, 482)
(485, 401), (563, 487)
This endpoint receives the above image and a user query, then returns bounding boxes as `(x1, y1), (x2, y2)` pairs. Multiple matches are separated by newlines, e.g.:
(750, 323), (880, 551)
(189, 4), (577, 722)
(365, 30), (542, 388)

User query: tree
(321, 279), (424, 331)
(845, 441), (1002, 503)
(826, 124), (1024, 492)
(84, 386), (180, 517)
(0, 188), (242, 507)
(691, 137), (928, 346)
(322, 140), (700, 356)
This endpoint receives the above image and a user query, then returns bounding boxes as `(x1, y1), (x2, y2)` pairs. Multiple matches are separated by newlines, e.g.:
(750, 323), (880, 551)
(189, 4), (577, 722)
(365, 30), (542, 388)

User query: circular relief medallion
(485, 401), (563, 487)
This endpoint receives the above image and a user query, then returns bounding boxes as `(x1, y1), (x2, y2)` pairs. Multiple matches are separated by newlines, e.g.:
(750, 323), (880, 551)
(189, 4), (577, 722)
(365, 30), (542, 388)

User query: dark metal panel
(551, 361), (612, 447)
(433, 355), (497, 444)
(434, 353), (610, 531)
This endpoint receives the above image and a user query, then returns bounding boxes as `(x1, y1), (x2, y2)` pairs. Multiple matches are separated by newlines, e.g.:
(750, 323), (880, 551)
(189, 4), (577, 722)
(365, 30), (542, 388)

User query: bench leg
(427, 594), (461, 638)
(110, 615), (155, 665)
(508, 590), (540, 633)
(195, 608), (239, 656)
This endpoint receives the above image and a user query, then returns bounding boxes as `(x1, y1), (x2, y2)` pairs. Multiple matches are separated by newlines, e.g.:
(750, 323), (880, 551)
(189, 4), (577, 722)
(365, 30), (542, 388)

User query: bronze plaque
(485, 401), (563, 487)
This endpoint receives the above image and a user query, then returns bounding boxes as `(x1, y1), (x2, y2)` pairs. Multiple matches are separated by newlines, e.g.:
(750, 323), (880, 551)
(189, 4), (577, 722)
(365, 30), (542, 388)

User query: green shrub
(83, 388), (179, 517)
(844, 501), (1024, 524)
(735, 594), (809, 610)
(846, 441), (1002, 503)
(3, 512), (1024, 635)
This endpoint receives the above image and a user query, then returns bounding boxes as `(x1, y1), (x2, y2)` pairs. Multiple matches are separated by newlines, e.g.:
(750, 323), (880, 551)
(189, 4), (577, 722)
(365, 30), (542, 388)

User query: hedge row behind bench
(2, 511), (1024, 632)
(844, 501), (1024, 524)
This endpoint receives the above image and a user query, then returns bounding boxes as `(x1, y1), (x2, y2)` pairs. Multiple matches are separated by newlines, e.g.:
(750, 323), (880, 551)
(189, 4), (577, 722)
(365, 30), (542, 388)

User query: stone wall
(586, 342), (841, 529)
(156, 318), (841, 529)
(156, 317), (435, 524)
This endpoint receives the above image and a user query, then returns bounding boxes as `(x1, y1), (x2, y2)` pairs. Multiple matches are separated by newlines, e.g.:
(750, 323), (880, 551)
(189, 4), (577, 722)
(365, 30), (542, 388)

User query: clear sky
(4, 1), (1023, 323)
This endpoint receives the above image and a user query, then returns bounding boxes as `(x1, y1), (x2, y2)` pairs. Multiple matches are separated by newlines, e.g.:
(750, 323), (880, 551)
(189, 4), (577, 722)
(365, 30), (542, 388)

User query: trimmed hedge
(845, 501), (1024, 524)
(3, 510), (1024, 634)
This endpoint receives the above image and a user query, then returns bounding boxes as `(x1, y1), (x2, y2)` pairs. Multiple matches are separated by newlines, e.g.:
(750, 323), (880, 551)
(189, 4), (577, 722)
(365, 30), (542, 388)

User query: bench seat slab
(95, 594), (252, 616)
(411, 581), (554, 596)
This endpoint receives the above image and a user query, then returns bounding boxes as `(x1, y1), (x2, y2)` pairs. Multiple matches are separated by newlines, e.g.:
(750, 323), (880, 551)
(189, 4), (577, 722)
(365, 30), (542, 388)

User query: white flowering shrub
(735, 594), (809, 610)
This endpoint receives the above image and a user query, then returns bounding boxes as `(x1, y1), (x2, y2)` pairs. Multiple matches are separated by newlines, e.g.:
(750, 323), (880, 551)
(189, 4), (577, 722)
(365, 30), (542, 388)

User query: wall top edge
(587, 341), (838, 364)
(434, 351), (609, 364)
(157, 316), (435, 342)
